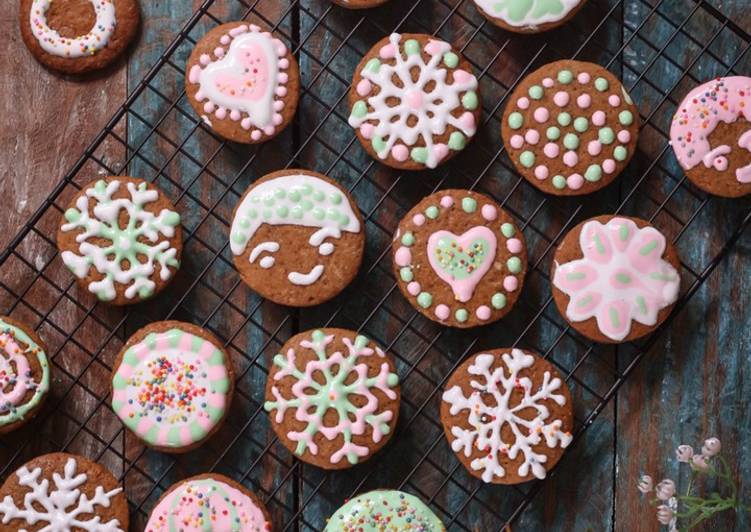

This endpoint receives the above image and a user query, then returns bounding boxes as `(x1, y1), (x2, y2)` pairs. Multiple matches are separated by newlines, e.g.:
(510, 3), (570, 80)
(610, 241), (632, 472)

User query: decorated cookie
(145, 474), (271, 531)
(502, 60), (640, 195)
(551, 215), (681, 343)
(392, 189), (527, 328)
(56, 176), (182, 305)
(111, 321), (234, 453)
(670, 76), (751, 197)
(20, 0), (140, 74)
(0, 317), (50, 435)
(332, 0), (389, 7)
(472, 0), (588, 33)
(186, 21), (300, 144)
(441, 348), (573, 484)
(0, 452), (128, 531)
(264, 328), (400, 469)
(230, 169), (364, 307)
(325, 490), (445, 531)
(348, 33), (481, 170)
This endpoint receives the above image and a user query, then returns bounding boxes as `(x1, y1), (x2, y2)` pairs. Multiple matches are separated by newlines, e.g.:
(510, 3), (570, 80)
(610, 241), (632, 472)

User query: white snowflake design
(60, 179), (181, 302)
(0, 457), (124, 531)
(442, 349), (573, 482)
(264, 330), (399, 465)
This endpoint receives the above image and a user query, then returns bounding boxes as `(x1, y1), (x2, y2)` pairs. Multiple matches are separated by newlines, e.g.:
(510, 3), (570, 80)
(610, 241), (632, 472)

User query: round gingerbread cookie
(0, 316), (50, 435)
(348, 33), (481, 170)
(441, 348), (574, 484)
(20, 0), (140, 74)
(325, 490), (445, 531)
(186, 21), (300, 144)
(0, 452), (128, 531)
(57, 176), (182, 305)
(551, 215), (681, 343)
(502, 60), (640, 195)
(145, 473), (272, 531)
(332, 0), (389, 8)
(111, 320), (234, 453)
(471, 0), (588, 33)
(230, 169), (364, 307)
(670, 76), (751, 197)
(264, 328), (400, 469)
(393, 189), (527, 328)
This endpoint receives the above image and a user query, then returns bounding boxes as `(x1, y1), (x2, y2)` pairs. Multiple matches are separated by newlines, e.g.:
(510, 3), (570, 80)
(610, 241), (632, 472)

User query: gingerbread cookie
(441, 348), (573, 484)
(0, 452), (128, 531)
(670, 76), (751, 197)
(551, 215), (681, 343)
(502, 60), (640, 195)
(230, 169), (364, 307)
(472, 0), (588, 33)
(145, 474), (271, 531)
(393, 189), (527, 328)
(57, 176), (182, 305)
(264, 329), (400, 469)
(0, 317), (50, 435)
(332, 0), (389, 8)
(348, 33), (480, 170)
(325, 490), (445, 531)
(186, 22), (300, 144)
(20, 0), (140, 74)
(111, 321), (233, 453)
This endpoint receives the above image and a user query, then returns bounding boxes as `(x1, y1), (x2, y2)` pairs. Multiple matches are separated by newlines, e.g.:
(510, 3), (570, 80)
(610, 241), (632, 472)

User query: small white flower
(675, 444), (694, 462)
(657, 505), (674, 525)
(691, 454), (710, 471)
(702, 437), (721, 457)
(656, 479), (676, 500)
(637, 474), (654, 493)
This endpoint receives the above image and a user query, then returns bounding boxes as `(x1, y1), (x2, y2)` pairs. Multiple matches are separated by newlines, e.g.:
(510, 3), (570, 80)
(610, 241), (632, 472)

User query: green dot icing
(400, 267), (413, 282)
(323, 490), (444, 532)
(274, 188), (286, 199)
(508, 112), (524, 130)
(584, 164), (603, 182)
(599, 127), (615, 144)
(557, 112), (572, 127)
(491, 293), (507, 309)
(330, 192), (342, 204)
(520, 151), (535, 168)
(404, 39), (421, 55)
(288, 190), (301, 202)
(563, 133), (580, 150)
(507, 256), (522, 274)
(614, 146), (628, 161)
(546, 126), (561, 141)
(557, 70), (574, 84)
(552, 175), (567, 189)
(264, 331), (399, 466)
(401, 232), (416, 246)
(462, 91), (479, 110)
(425, 206), (439, 219)
(618, 110), (634, 126)
(461, 197), (478, 213)
(411, 147), (428, 164)
(365, 58), (381, 73)
(529, 85), (544, 100)
(417, 292), (433, 308)
(448, 131), (467, 151)
(573, 117), (589, 133)
(501, 222), (516, 238)
(594, 77), (609, 91)
(276, 206), (289, 217)
(455, 309), (469, 322)
(443, 51), (459, 68)
(372, 136), (386, 153)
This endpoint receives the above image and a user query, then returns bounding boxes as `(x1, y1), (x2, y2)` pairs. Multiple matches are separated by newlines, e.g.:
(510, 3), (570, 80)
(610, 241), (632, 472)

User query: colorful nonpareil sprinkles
(29, 0), (117, 58)
(324, 490), (445, 531)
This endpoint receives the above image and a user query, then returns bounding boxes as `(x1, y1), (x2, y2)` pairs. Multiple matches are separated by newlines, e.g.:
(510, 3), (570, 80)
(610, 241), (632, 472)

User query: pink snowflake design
(552, 217), (680, 342)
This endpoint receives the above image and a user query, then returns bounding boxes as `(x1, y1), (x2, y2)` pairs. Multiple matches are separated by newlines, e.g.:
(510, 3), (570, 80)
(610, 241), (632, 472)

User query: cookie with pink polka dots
(502, 60), (640, 196)
(392, 190), (527, 328)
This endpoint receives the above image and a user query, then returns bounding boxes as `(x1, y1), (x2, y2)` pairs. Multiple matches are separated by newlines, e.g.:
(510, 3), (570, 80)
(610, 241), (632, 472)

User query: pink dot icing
(525, 129), (540, 145)
(510, 135), (524, 149)
(506, 238), (523, 253)
(503, 276), (519, 292)
(356, 79), (372, 97)
(617, 130), (631, 143)
(563, 151), (579, 167)
(440, 195), (454, 208)
(542, 77), (555, 88)
(392, 144), (409, 162)
(534, 107), (550, 123)
(435, 304), (450, 320)
(413, 214), (426, 226)
(534, 165), (549, 180)
(592, 110), (606, 126)
(517, 97), (530, 110)
(407, 281), (421, 296)
(379, 43), (396, 59)
(567, 174), (584, 189)
(578, 72), (591, 84)
(476, 305), (492, 320)
(577, 94), (592, 109)
(588, 140), (602, 156)
(609, 94), (621, 107)
(554, 91), (570, 107)
(603, 159), (616, 174)
(360, 123), (375, 140)
(544, 142), (560, 158)
(395, 247), (412, 267)
(481, 204), (497, 221)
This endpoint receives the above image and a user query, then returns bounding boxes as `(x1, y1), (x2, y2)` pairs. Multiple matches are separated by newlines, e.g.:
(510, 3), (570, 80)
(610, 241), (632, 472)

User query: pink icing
(435, 304), (450, 320)
(510, 135), (524, 149)
(553, 217), (680, 342)
(588, 140), (602, 156)
(407, 281), (421, 296)
(567, 174), (584, 189)
(392, 144), (409, 161)
(534, 165), (549, 180)
(517, 96), (530, 110)
(608, 95), (621, 107)
(603, 159), (616, 174)
(563, 151), (579, 167)
(592, 110), (606, 126)
(553, 91), (570, 107)
(476, 305), (492, 320)
(481, 204), (497, 221)
(544, 142), (560, 158)
(617, 130), (631, 143)
(534, 107), (550, 123)
(213, 42), (270, 102)
(360, 123), (375, 140)
(542, 77), (555, 88)
(0, 333), (33, 407)
(379, 42), (396, 59)
(394, 246), (412, 267)
(413, 214), (426, 226)
(503, 275), (519, 292)
(440, 195), (455, 208)
(578, 72), (591, 84)
(576, 94), (592, 109)
(357, 79), (372, 97)
(525, 129), (540, 145)
(506, 238), (523, 254)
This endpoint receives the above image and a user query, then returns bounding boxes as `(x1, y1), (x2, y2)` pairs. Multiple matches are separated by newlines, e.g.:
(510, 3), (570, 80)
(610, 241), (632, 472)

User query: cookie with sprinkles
(111, 321), (234, 453)
(348, 33), (481, 170)
(670, 76), (751, 197)
(20, 0), (140, 74)
(186, 21), (300, 144)
(145, 474), (271, 532)
(441, 348), (573, 484)
(392, 189), (527, 328)
(502, 60), (640, 195)
(551, 215), (681, 343)
(264, 328), (400, 469)
(0, 316), (50, 435)
(56, 176), (182, 305)
(324, 490), (445, 531)
(471, 0), (588, 33)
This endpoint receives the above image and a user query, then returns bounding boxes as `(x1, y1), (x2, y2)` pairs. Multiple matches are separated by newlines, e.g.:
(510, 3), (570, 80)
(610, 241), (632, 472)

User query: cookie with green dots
(230, 169), (365, 307)
(502, 60), (640, 196)
(324, 490), (445, 530)
(56, 176), (182, 305)
(393, 189), (528, 328)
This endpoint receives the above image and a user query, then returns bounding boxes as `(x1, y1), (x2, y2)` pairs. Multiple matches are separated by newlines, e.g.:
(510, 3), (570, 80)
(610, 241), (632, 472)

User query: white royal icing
(473, 0), (583, 28)
(29, 0), (117, 58)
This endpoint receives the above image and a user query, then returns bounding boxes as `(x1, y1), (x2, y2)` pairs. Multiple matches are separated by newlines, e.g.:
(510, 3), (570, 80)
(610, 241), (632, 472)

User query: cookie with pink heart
(392, 189), (527, 328)
(186, 21), (300, 144)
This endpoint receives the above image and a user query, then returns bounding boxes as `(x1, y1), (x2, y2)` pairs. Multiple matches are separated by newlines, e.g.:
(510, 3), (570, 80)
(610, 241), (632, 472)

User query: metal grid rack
(1, 0), (751, 529)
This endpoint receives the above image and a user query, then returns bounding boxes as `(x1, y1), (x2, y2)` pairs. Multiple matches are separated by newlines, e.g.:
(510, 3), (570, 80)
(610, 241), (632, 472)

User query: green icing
(455, 309), (469, 322)
(324, 490), (445, 532)
(614, 146), (628, 161)
(573, 117), (589, 133)
(584, 164), (602, 182)
(351, 100), (368, 119)
(401, 232), (416, 246)
(563, 133), (580, 150)
(448, 132), (467, 151)
(461, 197), (478, 213)
(501, 223), (515, 238)
(400, 267), (414, 282)
(491, 293), (507, 309)
(508, 112), (524, 129)
(557, 69), (574, 84)
(365, 58), (381, 73)
(411, 147), (429, 164)
(432, 234), (492, 281)
(546, 126), (561, 141)
(598, 127), (615, 144)
(443, 52), (459, 68)
(594, 77), (609, 91)
(618, 110), (634, 126)
(507, 256), (522, 274)
(462, 91), (479, 110)
(557, 112), (572, 127)
(552, 175), (567, 189)
(404, 39), (421, 55)
(425, 206), (440, 219)
(417, 292), (433, 308)
(372, 136), (387, 153)
(528, 85), (544, 100)
(520, 150), (536, 168)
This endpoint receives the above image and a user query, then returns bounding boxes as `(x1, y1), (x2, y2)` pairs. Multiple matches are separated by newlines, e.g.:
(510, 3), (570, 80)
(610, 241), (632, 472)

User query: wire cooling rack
(2, 0), (751, 530)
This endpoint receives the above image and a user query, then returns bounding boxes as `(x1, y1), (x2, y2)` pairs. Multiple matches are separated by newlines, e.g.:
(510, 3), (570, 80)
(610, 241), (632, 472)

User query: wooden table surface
(1, 1), (750, 531)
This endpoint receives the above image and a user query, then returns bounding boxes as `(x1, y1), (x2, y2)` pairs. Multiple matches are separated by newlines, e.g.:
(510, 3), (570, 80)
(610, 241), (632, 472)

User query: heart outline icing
(427, 226), (497, 302)
(189, 24), (291, 142)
